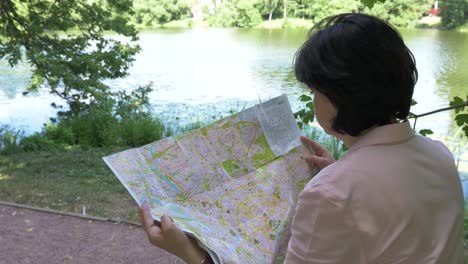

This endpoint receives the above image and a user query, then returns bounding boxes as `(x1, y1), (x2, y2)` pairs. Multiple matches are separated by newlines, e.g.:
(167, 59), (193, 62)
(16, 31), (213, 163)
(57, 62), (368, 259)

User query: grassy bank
(136, 17), (468, 31)
(258, 18), (314, 29)
(136, 18), (209, 30)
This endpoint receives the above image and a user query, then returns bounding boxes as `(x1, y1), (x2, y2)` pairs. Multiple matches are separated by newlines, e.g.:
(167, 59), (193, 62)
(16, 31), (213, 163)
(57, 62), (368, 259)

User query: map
(103, 95), (315, 264)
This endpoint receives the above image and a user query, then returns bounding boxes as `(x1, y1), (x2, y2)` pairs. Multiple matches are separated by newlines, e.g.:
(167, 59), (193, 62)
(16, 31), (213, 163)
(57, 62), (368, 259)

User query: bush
(46, 85), (171, 148)
(20, 134), (63, 152)
(0, 125), (23, 154)
(120, 116), (172, 147)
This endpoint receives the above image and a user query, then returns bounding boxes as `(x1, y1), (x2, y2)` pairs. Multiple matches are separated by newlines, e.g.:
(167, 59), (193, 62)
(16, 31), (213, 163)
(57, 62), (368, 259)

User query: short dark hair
(294, 13), (418, 136)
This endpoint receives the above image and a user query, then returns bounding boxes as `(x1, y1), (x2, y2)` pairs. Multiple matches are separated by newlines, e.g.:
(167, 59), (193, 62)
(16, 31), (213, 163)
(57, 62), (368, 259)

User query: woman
(139, 13), (464, 263)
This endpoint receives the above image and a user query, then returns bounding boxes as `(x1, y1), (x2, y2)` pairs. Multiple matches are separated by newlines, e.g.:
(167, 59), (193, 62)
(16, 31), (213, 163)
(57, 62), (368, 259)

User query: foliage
(304, 0), (363, 23)
(258, 0), (282, 21)
(294, 94), (315, 129)
(20, 133), (63, 152)
(365, 0), (431, 27)
(199, 0), (431, 28)
(0, 85), (173, 152)
(48, 84), (172, 148)
(0, 125), (23, 154)
(451, 96), (468, 137)
(208, 0), (263, 28)
(133, 0), (193, 27)
(439, 0), (468, 30)
(0, 0), (139, 114)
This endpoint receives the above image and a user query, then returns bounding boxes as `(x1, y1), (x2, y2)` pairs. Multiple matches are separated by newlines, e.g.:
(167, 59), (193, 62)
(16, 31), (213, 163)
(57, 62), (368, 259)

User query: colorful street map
(103, 95), (314, 264)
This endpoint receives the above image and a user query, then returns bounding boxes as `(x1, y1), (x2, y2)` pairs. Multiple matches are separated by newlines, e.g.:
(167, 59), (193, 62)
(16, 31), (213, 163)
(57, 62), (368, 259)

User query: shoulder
(415, 134), (455, 160)
(303, 156), (361, 201)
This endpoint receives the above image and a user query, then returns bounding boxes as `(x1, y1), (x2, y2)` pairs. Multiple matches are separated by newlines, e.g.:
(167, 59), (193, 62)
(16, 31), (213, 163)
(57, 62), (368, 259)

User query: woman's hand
(139, 204), (207, 264)
(300, 136), (335, 170)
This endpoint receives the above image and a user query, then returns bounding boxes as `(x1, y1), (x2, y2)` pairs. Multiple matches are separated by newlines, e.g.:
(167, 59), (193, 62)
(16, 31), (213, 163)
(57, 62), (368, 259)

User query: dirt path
(0, 203), (182, 264)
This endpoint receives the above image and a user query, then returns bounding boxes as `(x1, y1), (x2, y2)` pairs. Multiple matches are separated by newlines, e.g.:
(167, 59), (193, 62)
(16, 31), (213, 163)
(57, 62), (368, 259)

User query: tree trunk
(269, 11), (273, 22)
(283, 0), (287, 20)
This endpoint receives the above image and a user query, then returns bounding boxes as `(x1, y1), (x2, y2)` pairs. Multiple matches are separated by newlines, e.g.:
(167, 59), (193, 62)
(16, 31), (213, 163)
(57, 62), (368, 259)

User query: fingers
(140, 204), (155, 230)
(160, 214), (174, 233)
(304, 155), (330, 170)
(140, 204), (164, 246)
(300, 136), (323, 155)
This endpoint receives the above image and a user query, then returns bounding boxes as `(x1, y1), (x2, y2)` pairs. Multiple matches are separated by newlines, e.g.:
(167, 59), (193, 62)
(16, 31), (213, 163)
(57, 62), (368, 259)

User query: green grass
(0, 146), (141, 222)
(163, 19), (209, 29)
(458, 23), (468, 33)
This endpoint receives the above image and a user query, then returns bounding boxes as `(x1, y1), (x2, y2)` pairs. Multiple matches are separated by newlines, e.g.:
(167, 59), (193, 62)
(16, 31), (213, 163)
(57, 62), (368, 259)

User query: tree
(366, 0), (431, 27)
(133, 0), (194, 26)
(264, 0), (281, 22)
(439, 0), (468, 29)
(306, 0), (362, 23)
(209, 0), (263, 28)
(0, 0), (140, 115)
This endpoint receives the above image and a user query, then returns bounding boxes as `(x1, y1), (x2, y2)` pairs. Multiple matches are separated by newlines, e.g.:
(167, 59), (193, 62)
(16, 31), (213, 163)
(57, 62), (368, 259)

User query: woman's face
(311, 88), (337, 135)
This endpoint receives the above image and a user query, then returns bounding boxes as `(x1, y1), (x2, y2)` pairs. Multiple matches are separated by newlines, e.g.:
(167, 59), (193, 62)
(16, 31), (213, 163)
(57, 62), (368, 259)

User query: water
(0, 28), (467, 164)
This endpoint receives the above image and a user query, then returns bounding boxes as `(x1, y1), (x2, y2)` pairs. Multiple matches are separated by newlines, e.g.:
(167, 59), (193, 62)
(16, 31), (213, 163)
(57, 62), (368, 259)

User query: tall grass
(0, 125), (23, 154)
(301, 124), (347, 160)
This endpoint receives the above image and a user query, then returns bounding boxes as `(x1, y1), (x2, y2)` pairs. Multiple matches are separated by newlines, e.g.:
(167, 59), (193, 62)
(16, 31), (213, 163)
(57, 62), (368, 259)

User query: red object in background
(428, 8), (439, 16)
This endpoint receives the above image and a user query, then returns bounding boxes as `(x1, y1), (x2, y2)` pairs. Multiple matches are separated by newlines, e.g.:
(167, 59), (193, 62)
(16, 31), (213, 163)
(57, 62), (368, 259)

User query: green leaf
(298, 94), (312, 102)
(455, 114), (468, 126)
(418, 129), (433, 136)
(450, 96), (465, 114)
(411, 99), (418, 106)
(361, 0), (386, 8)
(450, 96), (464, 106)
(463, 126), (468, 138)
(294, 109), (305, 119)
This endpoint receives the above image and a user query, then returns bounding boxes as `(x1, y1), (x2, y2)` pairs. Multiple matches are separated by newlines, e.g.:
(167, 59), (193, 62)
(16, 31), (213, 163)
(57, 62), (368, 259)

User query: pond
(0, 28), (467, 175)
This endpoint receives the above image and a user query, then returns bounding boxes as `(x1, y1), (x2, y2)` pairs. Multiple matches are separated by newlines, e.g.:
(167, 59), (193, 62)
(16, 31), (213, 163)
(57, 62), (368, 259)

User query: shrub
(20, 134), (63, 152)
(0, 125), (23, 154)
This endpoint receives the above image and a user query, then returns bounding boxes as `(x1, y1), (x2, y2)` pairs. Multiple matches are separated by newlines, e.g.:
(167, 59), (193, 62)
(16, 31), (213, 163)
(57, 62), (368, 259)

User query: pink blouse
(285, 122), (464, 263)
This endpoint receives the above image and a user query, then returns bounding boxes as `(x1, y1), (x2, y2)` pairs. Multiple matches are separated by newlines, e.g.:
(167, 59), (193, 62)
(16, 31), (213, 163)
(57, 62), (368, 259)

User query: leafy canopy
(0, 0), (140, 111)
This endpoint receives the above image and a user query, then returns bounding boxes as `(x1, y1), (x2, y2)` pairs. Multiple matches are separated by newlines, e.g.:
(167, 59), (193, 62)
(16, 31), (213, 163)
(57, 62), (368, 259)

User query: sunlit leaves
(360, 0), (386, 8)
(450, 96), (466, 114)
(295, 94), (315, 129)
(449, 96), (468, 139)
(0, 0), (139, 112)
(455, 114), (468, 127)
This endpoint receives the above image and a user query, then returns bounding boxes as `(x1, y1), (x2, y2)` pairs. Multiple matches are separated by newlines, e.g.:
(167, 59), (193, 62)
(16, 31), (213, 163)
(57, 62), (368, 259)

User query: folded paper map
(103, 95), (314, 264)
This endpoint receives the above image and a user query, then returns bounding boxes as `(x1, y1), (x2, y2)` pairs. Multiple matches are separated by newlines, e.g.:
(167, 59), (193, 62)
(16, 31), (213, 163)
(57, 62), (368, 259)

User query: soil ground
(0, 203), (182, 264)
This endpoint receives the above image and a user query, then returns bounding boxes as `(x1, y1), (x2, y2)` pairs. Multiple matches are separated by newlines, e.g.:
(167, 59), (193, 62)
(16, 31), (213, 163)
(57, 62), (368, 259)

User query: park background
(0, 0), (467, 256)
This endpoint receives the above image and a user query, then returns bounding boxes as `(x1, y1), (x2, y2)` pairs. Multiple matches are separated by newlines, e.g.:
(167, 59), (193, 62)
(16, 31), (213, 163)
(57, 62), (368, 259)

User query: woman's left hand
(139, 204), (207, 264)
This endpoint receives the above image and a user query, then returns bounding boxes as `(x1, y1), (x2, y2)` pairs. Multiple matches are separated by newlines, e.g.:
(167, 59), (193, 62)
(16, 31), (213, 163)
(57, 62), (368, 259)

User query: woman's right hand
(300, 136), (335, 170)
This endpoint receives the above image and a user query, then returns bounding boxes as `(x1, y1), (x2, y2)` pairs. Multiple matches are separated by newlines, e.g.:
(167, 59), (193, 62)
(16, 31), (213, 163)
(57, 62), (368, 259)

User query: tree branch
(408, 101), (468, 119)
